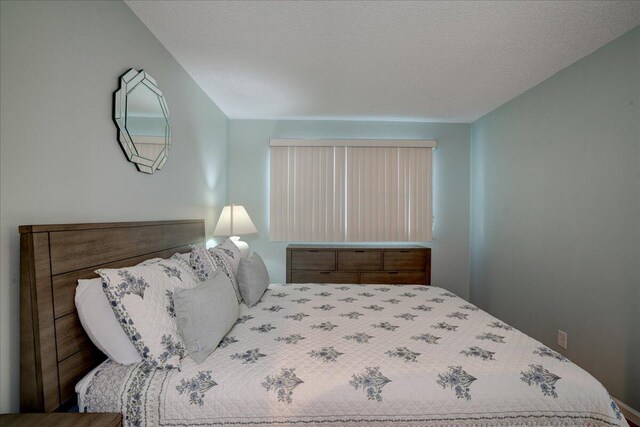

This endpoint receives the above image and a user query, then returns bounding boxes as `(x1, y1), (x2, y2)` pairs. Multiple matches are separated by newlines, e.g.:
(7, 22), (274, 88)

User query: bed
(20, 220), (626, 426)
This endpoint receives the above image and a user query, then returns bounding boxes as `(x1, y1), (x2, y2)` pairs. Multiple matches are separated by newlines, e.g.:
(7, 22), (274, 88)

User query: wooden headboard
(19, 219), (205, 412)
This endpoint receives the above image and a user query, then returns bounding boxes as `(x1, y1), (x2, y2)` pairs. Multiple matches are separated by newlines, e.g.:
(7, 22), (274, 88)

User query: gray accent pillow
(237, 252), (270, 307)
(173, 270), (240, 364)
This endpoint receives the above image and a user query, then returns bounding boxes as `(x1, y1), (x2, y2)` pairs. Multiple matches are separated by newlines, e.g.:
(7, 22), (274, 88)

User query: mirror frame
(114, 68), (171, 174)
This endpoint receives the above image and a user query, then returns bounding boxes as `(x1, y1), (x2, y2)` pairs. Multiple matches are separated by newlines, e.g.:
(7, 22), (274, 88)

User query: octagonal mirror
(114, 69), (171, 174)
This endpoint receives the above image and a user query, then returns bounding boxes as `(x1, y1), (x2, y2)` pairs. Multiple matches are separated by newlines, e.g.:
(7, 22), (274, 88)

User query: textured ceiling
(125, 1), (640, 122)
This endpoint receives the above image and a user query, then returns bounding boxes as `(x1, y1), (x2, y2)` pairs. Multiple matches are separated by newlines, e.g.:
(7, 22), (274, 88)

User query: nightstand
(0, 412), (122, 427)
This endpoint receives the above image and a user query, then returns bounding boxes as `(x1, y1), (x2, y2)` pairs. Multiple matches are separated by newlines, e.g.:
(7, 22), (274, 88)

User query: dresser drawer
(290, 250), (336, 270)
(291, 271), (358, 284)
(338, 250), (382, 271)
(383, 250), (427, 271)
(287, 245), (430, 285)
(360, 271), (426, 284)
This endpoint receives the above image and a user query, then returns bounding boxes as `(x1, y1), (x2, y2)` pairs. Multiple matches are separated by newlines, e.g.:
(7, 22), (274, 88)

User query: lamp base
(229, 236), (250, 259)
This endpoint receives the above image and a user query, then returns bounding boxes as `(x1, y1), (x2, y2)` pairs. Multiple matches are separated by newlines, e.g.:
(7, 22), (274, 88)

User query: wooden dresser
(286, 245), (431, 285)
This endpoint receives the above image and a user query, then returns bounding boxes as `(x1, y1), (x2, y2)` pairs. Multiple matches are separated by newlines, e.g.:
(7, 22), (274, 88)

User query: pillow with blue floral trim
(190, 245), (243, 303)
(209, 238), (241, 276)
(97, 258), (199, 369)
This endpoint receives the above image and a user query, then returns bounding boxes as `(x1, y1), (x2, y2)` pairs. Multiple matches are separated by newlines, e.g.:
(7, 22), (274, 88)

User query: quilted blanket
(83, 284), (627, 426)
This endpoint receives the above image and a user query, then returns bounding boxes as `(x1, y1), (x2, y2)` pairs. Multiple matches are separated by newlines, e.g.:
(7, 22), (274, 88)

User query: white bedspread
(83, 284), (626, 426)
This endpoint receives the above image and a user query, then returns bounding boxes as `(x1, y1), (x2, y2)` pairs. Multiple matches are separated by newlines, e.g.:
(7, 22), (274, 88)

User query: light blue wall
(3, 0), (636, 414)
(470, 27), (639, 410)
(229, 120), (471, 298)
(0, 0), (229, 412)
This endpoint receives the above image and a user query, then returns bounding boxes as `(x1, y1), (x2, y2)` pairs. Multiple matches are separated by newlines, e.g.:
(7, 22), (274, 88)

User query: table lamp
(213, 204), (257, 258)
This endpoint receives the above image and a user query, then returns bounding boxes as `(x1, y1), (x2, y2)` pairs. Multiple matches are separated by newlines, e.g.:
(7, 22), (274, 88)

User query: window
(269, 139), (436, 242)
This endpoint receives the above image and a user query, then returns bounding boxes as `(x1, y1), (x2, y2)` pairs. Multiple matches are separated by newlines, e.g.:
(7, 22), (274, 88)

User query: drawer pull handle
(320, 272), (330, 275)
(308, 250), (320, 253)
(354, 250), (365, 253)
(399, 250), (410, 253)
(388, 272), (399, 275)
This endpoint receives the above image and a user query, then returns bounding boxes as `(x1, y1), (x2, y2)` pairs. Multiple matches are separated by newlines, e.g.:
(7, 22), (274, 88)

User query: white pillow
(98, 258), (199, 369)
(74, 254), (185, 365)
(75, 279), (142, 364)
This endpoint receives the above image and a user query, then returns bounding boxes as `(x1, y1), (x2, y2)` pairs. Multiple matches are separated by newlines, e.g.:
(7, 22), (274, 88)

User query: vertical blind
(270, 139), (436, 242)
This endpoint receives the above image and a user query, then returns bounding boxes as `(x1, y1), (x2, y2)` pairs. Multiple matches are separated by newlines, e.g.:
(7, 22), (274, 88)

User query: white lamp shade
(213, 205), (257, 236)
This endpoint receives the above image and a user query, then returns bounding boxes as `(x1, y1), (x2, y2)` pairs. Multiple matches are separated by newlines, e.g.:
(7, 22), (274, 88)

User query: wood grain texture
(0, 412), (121, 427)
(287, 245), (431, 285)
(383, 250), (427, 271)
(52, 244), (192, 319)
(286, 249), (293, 283)
(55, 314), (92, 361)
(49, 222), (202, 275)
(290, 250), (336, 271)
(32, 233), (60, 412)
(287, 243), (427, 249)
(338, 250), (382, 271)
(19, 234), (40, 412)
(58, 348), (105, 403)
(19, 219), (198, 233)
(19, 219), (204, 412)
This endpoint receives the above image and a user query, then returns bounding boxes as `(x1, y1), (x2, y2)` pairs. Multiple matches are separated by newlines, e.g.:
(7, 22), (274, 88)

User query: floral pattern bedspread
(83, 284), (626, 427)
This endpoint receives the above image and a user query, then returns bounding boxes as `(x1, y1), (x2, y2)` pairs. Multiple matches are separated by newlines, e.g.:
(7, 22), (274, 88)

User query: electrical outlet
(557, 330), (567, 349)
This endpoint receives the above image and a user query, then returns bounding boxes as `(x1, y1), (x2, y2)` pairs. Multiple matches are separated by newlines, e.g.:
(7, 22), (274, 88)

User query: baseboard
(614, 397), (640, 425)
